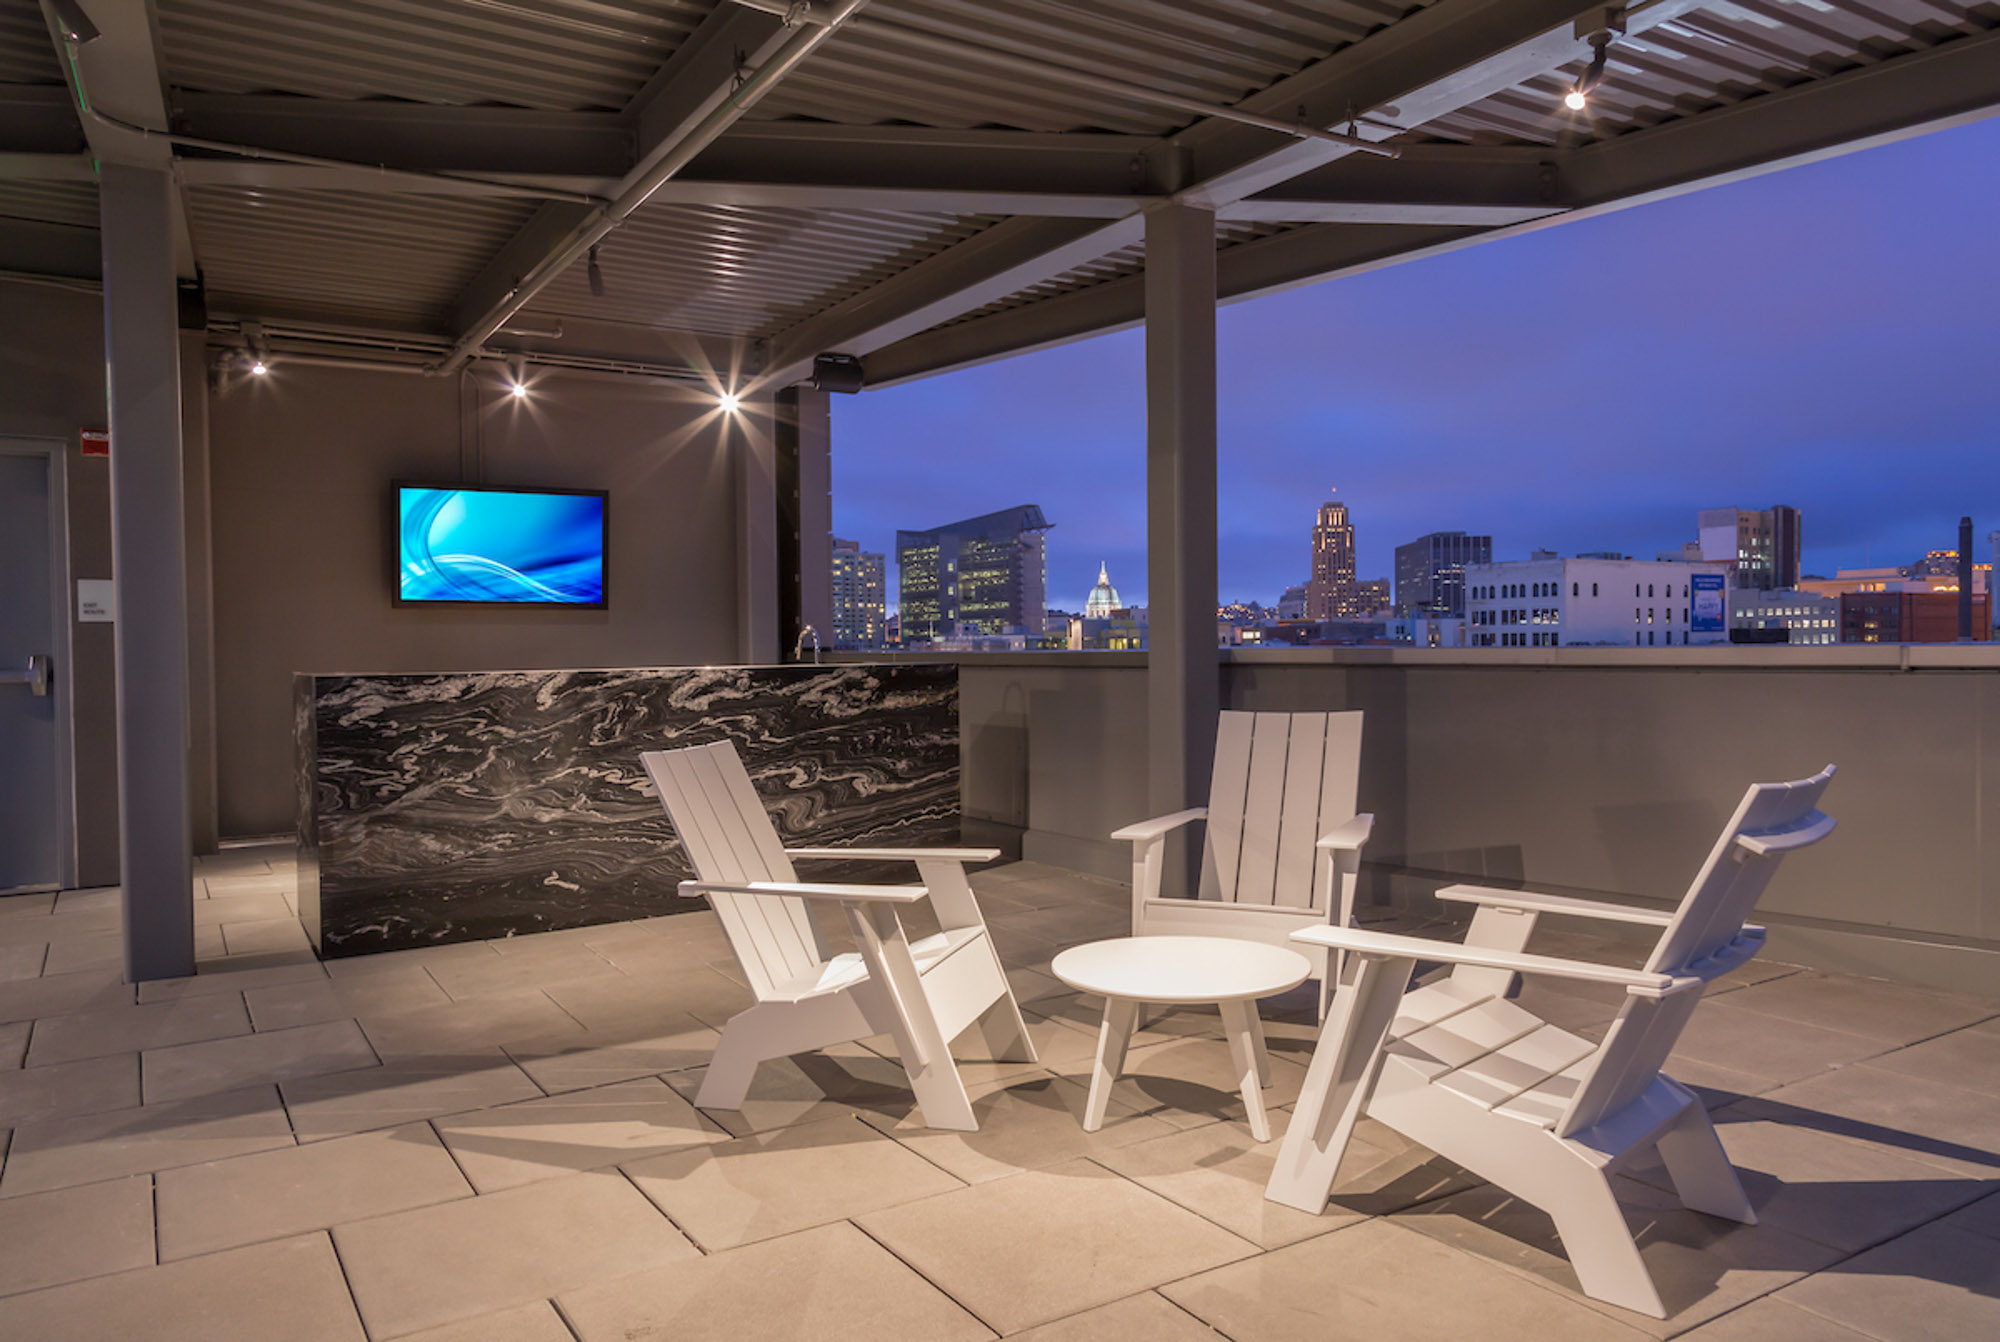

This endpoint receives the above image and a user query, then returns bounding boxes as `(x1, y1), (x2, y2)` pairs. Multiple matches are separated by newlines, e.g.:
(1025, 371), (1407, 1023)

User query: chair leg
(1546, 1171), (1666, 1319)
(1265, 954), (1412, 1213)
(693, 1013), (776, 1111)
(975, 990), (1040, 1064)
(1656, 1100), (1756, 1224)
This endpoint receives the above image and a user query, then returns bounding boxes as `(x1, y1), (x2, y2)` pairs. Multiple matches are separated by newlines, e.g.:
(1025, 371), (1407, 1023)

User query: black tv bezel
(390, 481), (610, 610)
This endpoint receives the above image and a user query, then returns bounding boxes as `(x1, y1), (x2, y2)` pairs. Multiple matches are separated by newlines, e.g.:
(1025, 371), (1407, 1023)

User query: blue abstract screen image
(397, 487), (605, 605)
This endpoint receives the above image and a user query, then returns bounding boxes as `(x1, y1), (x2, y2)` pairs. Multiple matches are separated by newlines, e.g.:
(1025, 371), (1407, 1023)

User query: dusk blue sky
(831, 115), (2000, 612)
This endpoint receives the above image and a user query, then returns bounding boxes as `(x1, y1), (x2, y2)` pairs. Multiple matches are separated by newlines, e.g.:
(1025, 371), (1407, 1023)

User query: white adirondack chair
(1266, 766), (1836, 1318)
(641, 740), (1037, 1132)
(1112, 710), (1373, 1019)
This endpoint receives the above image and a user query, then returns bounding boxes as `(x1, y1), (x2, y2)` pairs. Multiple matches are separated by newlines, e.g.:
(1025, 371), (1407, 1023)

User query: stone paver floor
(0, 846), (1994, 1340)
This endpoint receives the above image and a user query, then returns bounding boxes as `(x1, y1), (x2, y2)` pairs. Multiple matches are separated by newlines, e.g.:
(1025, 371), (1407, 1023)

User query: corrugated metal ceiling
(0, 179), (97, 229)
(945, 218), (1299, 327)
(186, 186), (537, 328)
(1414, 0), (1996, 146)
(5, 0), (1989, 365)
(156, 0), (713, 111)
(524, 202), (999, 338)
(753, 0), (1424, 135)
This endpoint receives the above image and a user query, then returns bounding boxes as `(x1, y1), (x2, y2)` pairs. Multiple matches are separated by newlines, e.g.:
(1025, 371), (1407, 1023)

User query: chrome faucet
(794, 624), (820, 664)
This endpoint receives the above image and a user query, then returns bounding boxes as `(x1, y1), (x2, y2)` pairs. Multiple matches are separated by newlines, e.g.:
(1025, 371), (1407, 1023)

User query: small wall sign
(77, 579), (115, 623)
(80, 430), (109, 458)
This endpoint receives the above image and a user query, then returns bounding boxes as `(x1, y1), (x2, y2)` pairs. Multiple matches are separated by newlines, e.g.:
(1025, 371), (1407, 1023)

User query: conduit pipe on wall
(433, 0), (875, 375)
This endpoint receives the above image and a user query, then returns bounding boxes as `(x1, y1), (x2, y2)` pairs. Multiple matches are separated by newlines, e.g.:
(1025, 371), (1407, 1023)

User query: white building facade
(1466, 557), (1732, 648)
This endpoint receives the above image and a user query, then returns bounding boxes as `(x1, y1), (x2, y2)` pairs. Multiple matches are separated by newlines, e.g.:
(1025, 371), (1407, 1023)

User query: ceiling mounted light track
(1564, 7), (1626, 111)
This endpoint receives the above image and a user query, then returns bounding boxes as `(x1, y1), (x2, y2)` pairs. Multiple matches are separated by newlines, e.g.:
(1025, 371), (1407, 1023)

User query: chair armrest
(678, 879), (929, 905)
(1436, 884), (1675, 927)
(1289, 924), (1688, 996)
(1316, 814), (1375, 851)
(1111, 808), (1208, 843)
(785, 847), (1001, 865)
(1734, 810), (1836, 856)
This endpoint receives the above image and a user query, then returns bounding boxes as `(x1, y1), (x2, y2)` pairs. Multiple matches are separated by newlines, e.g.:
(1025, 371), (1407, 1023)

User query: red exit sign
(80, 430), (109, 458)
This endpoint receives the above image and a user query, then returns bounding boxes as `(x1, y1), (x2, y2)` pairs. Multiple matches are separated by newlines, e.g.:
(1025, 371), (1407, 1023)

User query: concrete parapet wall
(839, 647), (2000, 994)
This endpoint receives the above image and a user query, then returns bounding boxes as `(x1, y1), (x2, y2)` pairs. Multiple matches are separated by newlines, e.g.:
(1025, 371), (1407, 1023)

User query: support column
(734, 398), (780, 665)
(100, 164), (195, 982)
(1144, 203), (1220, 882)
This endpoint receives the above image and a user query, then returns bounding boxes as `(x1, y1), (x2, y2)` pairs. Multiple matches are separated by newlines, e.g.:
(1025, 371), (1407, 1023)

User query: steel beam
(46, 0), (196, 278)
(172, 91), (635, 178)
(0, 84), (84, 155)
(862, 26), (2000, 387)
(1144, 203), (1220, 869)
(99, 163), (195, 983)
(1174, 0), (1710, 208)
(752, 0), (1705, 388)
(0, 217), (102, 281)
(756, 214), (1146, 391)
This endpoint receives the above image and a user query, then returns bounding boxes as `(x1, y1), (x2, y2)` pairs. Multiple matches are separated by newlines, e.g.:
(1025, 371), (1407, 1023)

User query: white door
(0, 449), (64, 893)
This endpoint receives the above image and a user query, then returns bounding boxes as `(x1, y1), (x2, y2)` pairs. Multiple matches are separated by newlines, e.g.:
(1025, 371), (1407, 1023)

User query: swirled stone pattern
(296, 664), (960, 957)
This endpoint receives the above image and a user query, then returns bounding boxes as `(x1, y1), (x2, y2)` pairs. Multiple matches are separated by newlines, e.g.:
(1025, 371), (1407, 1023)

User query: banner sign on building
(1691, 573), (1726, 633)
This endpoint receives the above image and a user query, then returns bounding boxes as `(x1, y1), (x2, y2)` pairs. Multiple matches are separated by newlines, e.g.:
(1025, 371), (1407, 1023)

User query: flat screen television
(393, 483), (607, 607)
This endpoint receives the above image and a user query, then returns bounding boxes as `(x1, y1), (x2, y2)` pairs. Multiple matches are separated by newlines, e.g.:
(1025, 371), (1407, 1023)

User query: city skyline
(831, 114), (2000, 612)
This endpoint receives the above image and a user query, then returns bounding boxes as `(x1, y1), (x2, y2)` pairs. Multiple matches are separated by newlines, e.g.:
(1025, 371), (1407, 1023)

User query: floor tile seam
(833, 1109), (973, 1191)
(843, 1213), (1005, 1336)
(1070, 1151), (1268, 1262)
(423, 1116), (491, 1204)
(611, 1161), (709, 1256)
(318, 1226), (379, 1342)
(1149, 1285), (1251, 1342)
(1769, 1283), (1905, 1342)
(1817, 1054), (2000, 1105)
(1714, 994), (2000, 1047)
(545, 1295), (587, 1342)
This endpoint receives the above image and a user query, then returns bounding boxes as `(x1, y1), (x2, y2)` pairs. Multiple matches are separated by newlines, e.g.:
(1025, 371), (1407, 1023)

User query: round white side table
(1050, 935), (1312, 1141)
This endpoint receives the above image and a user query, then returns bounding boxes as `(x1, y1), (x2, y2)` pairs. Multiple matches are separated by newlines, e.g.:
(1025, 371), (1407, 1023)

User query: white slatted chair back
(1552, 765), (1837, 1139)
(1199, 710), (1363, 909)
(641, 741), (830, 1001)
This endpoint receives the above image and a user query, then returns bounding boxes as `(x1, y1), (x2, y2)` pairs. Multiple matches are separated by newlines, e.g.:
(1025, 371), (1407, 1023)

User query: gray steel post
(100, 164), (196, 982)
(1143, 202), (1220, 889)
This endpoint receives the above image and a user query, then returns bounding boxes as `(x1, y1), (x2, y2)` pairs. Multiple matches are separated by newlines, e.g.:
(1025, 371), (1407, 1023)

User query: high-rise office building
(829, 537), (886, 651)
(1305, 497), (1359, 620)
(1698, 505), (1801, 589)
(895, 505), (1051, 644)
(1394, 530), (1492, 616)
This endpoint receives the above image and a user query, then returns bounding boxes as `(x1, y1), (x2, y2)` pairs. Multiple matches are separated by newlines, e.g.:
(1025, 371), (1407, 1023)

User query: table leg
(1084, 997), (1139, 1133)
(1221, 999), (1272, 1142)
(1248, 1001), (1273, 1089)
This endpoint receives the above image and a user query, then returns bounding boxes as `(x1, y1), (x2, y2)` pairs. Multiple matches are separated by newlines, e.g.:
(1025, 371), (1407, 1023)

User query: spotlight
(47, 0), (100, 44)
(510, 380), (528, 399)
(1564, 12), (1622, 111)
(586, 245), (605, 298)
(250, 360), (268, 376)
(718, 391), (741, 414)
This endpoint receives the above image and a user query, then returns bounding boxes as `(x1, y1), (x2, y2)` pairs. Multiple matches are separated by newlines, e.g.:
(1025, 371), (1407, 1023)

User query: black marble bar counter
(295, 663), (960, 957)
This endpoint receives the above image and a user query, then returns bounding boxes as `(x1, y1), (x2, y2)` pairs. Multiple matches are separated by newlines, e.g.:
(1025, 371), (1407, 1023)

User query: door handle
(0, 655), (50, 697)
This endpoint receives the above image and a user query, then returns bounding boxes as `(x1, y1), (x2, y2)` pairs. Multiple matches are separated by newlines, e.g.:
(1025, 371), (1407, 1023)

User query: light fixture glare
(510, 381), (528, 398)
(719, 391), (741, 414)
(250, 359), (268, 376)
(1564, 89), (1587, 110)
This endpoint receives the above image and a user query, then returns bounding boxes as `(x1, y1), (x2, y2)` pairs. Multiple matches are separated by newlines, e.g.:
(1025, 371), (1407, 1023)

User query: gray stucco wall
(208, 365), (747, 836)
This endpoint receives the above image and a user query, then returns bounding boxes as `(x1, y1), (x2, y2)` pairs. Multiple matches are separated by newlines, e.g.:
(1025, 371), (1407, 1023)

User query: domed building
(1084, 562), (1121, 618)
